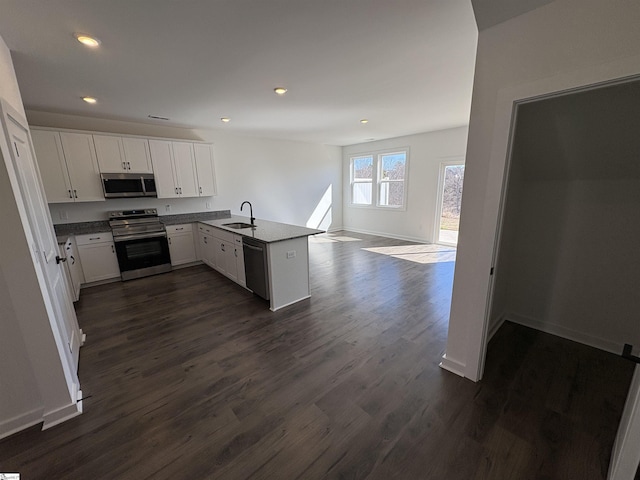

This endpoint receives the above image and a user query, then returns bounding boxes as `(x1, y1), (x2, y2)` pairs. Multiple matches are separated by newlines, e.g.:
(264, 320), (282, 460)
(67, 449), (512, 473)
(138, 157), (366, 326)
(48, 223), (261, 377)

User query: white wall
(27, 112), (343, 231)
(0, 35), (46, 437)
(443, 0), (640, 380)
(342, 127), (468, 242)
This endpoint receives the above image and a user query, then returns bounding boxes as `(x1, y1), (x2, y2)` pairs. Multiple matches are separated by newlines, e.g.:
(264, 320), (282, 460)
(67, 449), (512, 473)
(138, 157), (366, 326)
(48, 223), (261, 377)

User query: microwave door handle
(141, 176), (147, 195)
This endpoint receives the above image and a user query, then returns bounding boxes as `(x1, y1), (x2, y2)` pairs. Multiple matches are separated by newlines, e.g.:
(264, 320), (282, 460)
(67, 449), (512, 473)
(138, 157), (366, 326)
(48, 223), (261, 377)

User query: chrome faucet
(241, 201), (255, 226)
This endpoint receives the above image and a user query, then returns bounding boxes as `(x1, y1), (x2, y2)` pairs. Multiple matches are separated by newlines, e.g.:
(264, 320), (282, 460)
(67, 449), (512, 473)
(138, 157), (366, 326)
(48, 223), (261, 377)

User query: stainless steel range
(109, 209), (172, 281)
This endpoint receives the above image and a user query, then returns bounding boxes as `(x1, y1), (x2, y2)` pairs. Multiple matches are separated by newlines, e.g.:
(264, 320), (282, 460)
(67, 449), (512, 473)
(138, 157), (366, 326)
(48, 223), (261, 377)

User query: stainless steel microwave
(101, 173), (157, 198)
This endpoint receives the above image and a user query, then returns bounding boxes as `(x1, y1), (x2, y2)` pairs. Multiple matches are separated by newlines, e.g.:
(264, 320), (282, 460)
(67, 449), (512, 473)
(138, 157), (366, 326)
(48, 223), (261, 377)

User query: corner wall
(444, 0), (640, 380)
(342, 127), (468, 242)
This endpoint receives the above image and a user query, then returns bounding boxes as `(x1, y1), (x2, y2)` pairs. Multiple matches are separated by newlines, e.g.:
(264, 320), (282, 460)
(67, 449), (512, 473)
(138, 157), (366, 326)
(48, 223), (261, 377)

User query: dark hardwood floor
(0, 231), (634, 479)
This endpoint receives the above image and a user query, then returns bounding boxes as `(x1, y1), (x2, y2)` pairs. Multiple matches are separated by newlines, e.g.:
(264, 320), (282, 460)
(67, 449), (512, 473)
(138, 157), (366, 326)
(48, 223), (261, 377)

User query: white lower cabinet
(198, 226), (216, 268)
(75, 232), (121, 283)
(167, 224), (197, 266)
(198, 223), (247, 288)
(234, 235), (246, 287)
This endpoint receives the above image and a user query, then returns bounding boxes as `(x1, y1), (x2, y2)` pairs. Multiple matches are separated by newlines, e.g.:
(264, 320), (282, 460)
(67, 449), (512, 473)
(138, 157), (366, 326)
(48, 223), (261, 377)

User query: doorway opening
(435, 161), (465, 246)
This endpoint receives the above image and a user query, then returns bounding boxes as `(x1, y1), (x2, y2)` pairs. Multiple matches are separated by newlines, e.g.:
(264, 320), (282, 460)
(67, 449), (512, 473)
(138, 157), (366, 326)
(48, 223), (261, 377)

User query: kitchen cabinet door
(149, 139), (179, 198)
(122, 137), (152, 173)
(234, 235), (246, 287)
(168, 224), (197, 266)
(198, 231), (214, 268)
(31, 129), (74, 203)
(172, 142), (198, 197)
(77, 241), (120, 283)
(59, 132), (104, 202)
(193, 143), (217, 196)
(93, 134), (126, 172)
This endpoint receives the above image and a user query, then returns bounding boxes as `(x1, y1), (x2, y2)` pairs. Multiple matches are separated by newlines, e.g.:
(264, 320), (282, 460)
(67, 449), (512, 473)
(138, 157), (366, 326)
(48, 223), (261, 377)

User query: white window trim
(349, 147), (409, 211)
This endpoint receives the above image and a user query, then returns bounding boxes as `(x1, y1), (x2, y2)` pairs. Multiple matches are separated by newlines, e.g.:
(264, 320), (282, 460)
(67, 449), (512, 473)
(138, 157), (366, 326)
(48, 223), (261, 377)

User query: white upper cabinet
(94, 135), (152, 173)
(32, 129), (104, 203)
(149, 139), (200, 198)
(31, 129), (73, 203)
(59, 132), (105, 202)
(172, 141), (199, 197)
(193, 143), (217, 196)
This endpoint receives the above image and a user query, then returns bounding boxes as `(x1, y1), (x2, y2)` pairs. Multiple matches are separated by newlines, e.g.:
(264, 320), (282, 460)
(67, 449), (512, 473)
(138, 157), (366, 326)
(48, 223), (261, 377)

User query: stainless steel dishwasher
(243, 237), (270, 300)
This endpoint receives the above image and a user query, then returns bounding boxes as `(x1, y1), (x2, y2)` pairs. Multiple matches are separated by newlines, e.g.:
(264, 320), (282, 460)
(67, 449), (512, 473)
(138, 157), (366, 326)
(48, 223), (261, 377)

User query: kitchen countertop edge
(199, 216), (324, 243)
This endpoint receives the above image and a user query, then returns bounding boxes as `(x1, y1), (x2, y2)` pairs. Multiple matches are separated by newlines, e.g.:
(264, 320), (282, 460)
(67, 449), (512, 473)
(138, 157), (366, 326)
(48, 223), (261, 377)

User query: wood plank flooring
(0, 231), (634, 479)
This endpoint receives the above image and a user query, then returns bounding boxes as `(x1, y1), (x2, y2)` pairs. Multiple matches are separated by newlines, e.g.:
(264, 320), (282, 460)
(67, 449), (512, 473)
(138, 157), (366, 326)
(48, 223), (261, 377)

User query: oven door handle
(113, 231), (168, 242)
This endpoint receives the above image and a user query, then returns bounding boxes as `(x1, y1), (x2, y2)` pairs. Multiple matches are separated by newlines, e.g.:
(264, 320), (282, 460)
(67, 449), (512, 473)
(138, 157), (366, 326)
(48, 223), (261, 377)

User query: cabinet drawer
(166, 223), (193, 234)
(198, 223), (214, 235)
(75, 232), (114, 245)
(212, 227), (233, 243)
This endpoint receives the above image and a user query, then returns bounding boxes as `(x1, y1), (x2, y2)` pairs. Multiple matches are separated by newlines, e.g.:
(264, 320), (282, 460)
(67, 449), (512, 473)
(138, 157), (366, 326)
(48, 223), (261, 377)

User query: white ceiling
(0, 0), (478, 146)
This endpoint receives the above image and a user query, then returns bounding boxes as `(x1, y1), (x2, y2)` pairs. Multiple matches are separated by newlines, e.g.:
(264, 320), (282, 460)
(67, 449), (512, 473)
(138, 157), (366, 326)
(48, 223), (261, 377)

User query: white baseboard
(506, 312), (623, 355)
(0, 407), (43, 441)
(439, 354), (466, 378)
(42, 400), (82, 431)
(270, 295), (311, 312)
(487, 313), (507, 342)
(340, 226), (430, 244)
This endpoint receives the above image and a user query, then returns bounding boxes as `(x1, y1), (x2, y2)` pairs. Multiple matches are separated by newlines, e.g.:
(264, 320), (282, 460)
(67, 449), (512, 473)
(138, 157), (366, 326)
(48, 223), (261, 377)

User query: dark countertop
(199, 215), (323, 243)
(53, 210), (232, 237)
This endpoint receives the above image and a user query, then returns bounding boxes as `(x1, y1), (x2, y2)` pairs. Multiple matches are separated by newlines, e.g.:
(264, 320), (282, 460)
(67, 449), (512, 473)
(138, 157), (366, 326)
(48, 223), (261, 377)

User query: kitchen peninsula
(198, 215), (323, 311)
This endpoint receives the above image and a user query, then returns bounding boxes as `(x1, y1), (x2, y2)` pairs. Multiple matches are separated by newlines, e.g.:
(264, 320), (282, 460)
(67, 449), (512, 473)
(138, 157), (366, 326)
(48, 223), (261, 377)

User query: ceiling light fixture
(82, 96), (97, 104)
(360, 119), (369, 124)
(274, 87), (288, 95)
(221, 117), (230, 123)
(74, 33), (101, 47)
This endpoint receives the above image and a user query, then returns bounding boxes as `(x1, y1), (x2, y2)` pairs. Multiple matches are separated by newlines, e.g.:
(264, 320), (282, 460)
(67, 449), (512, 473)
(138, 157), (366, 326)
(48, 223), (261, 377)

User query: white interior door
(2, 103), (80, 374)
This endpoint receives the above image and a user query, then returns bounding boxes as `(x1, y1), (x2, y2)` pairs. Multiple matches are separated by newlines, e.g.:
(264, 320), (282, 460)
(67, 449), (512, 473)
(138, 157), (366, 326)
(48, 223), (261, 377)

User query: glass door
(436, 162), (465, 246)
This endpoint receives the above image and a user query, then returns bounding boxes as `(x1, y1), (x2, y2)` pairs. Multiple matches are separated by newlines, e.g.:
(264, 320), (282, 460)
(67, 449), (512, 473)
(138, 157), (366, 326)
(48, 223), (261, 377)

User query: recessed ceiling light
(360, 119), (369, 124)
(82, 96), (97, 104)
(74, 33), (101, 47)
(274, 87), (288, 95)
(221, 117), (231, 123)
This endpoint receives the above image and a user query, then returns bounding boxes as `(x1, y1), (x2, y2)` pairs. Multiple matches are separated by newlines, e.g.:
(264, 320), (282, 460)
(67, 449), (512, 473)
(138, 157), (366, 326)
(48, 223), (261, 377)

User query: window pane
(379, 182), (404, 207)
(353, 182), (372, 205)
(380, 153), (406, 180)
(353, 156), (373, 179)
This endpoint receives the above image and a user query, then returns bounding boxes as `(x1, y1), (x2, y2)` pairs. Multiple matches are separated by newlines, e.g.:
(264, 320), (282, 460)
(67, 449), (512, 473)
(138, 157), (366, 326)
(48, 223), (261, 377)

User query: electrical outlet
(165, 204), (171, 213)
(59, 210), (68, 220)
(286, 250), (296, 259)
(206, 201), (212, 209)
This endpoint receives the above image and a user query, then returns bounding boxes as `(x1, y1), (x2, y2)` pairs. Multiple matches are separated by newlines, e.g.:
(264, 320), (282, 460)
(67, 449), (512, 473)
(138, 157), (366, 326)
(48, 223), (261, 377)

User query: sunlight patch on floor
(362, 244), (456, 264)
(310, 234), (363, 243)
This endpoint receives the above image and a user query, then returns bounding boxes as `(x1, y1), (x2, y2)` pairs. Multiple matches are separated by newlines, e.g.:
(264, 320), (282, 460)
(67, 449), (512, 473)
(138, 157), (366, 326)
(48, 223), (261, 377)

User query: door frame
(433, 157), (465, 246)
(0, 98), (82, 429)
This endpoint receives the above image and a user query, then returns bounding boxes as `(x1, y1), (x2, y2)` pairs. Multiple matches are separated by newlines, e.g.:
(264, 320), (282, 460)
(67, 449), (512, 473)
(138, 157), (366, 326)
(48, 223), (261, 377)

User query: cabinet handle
(199, 186), (202, 194)
(122, 161), (126, 170)
(204, 237), (207, 244)
(70, 255), (75, 265)
(179, 187), (182, 194)
(127, 161), (131, 170)
(111, 245), (115, 253)
(176, 227), (184, 231)
(168, 238), (172, 245)
(89, 237), (101, 241)
(175, 187), (178, 195)
(234, 248), (237, 258)
(221, 243), (225, 252)
(68, 189), (73, 199)
(73, 189), (78, 198)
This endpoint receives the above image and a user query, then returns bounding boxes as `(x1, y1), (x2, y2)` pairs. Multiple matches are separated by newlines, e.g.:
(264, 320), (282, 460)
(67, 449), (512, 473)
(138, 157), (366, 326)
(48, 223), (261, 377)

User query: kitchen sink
(222, 222), (255, 229)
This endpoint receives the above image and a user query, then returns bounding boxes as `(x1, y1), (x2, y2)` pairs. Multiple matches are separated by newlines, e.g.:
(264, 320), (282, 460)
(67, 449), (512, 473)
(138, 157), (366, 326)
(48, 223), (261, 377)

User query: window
(350, 150), (408, 209)
(351, 155), (373, 205)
